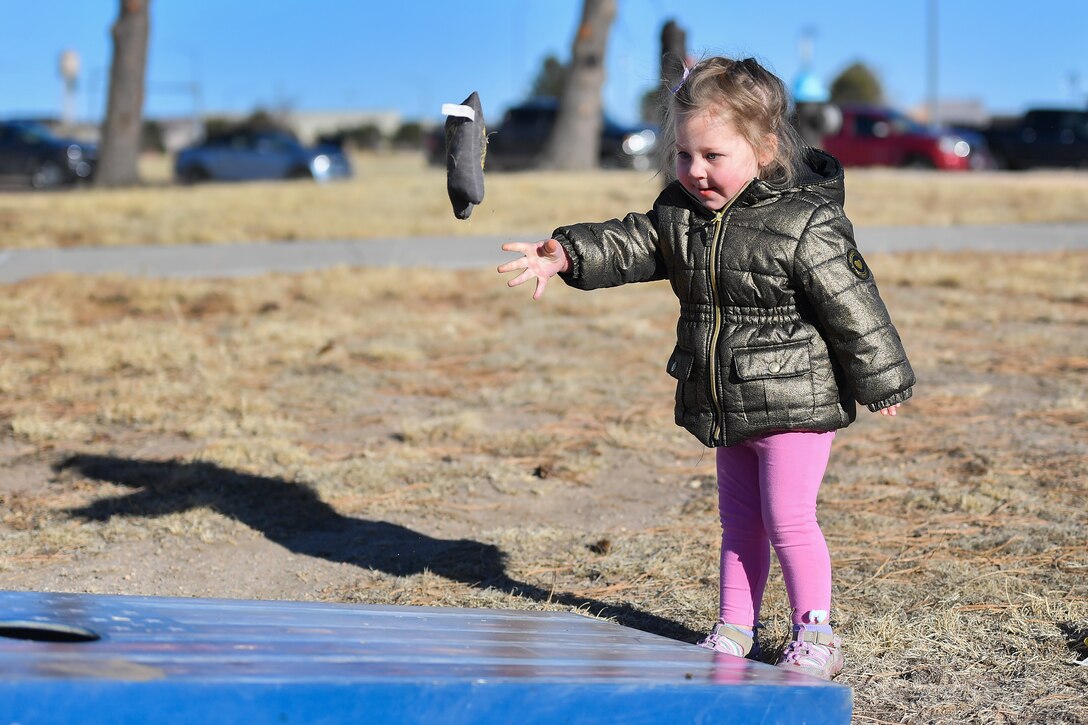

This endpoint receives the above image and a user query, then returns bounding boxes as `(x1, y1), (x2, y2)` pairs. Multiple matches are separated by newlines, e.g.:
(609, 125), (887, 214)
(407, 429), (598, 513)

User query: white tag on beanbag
(441, 103), (476, 121)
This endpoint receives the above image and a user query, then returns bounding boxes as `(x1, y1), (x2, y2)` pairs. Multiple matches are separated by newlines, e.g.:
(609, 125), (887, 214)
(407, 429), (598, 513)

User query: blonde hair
(661, 56), (805, 187)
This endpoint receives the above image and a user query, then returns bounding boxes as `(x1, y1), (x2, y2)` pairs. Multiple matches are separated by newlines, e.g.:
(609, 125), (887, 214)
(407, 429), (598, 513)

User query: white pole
(927, 0), (940, 126)
(59, 49), (81, 127)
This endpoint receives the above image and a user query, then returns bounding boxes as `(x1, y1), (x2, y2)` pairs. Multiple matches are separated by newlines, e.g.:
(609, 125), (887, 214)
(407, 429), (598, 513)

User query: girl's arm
(499, 209), (664, 299)
(552, 209), (665, 291)
(794, 203), (915, 413)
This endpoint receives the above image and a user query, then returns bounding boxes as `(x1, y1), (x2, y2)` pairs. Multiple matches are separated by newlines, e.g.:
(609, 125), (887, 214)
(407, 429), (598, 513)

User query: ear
(756, 133), (778, 169)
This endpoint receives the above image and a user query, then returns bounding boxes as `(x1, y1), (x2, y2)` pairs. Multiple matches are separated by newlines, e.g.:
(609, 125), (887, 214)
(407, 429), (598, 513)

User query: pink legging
(716, 430), (835, 627)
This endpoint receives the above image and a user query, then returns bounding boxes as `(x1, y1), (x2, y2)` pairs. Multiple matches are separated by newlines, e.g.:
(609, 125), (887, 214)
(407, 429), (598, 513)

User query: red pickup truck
(822, 104), (982, 170)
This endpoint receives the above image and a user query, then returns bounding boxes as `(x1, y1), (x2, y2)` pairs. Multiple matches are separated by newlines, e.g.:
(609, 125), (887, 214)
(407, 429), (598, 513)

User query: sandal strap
(707, 623), (753, 653)
(799, 629), (836, 646)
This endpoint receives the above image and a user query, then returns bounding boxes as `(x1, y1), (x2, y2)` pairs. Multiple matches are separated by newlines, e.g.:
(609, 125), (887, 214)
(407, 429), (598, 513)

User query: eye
(676, 151), (691, 161)
(705, 153), (721, 160)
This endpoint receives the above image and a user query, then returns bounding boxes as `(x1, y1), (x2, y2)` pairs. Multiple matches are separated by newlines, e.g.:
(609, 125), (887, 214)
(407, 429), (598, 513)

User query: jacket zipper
(706, 181), (752, 445)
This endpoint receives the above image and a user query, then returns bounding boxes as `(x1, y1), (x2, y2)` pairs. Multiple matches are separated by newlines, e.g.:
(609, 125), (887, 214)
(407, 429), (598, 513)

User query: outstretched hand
(498, 238), (571, 300)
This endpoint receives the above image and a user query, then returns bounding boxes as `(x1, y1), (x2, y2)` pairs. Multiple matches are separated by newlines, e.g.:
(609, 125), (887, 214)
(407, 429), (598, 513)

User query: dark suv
(983, 109), (1088, 169)
(0, 120), (97, 188)
(428, 98), (659, 171)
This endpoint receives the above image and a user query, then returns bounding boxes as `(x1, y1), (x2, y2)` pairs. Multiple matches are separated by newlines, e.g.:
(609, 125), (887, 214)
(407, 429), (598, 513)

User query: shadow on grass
(55, 453), (702, 643)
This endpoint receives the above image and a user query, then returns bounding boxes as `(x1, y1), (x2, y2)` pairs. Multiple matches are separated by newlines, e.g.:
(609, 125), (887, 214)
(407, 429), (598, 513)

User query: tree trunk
(653, 19), (687, 185)
(650, 20), (687, 127)
(660, 19), (688, 91)
(543, 0), (615, 170)
(96, 0), (151, 187)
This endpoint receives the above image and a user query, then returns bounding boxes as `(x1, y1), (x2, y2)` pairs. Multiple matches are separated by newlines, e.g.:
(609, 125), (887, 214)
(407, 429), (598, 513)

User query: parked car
(174, 129), (352, 183)
(946, 126), (998, 170)
(427, 98), (659, 171)
(0, 120), (96, 188)
(821, 105), (984, 170)
(982, 108), (1088, 169)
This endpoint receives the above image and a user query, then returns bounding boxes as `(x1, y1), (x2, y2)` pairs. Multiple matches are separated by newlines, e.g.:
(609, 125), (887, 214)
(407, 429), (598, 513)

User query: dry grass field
(2, 152), (1088, 248)
(1, 160), (1086, 723)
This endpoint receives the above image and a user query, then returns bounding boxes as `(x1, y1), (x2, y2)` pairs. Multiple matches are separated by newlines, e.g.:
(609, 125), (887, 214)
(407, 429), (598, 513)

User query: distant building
(156, 117), (201, 150)
(56, 117), (204, 151)
(280, 109), (402, 144)
(32, 109), (407, 152)
(153, 109), (404, 150)
(909, 99), (990, 128)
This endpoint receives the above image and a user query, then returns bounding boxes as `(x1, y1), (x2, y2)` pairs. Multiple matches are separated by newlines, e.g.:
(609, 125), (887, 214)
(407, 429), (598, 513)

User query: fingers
(504, 268), (547, 300)
(507, 268), (534, 288)
(499, 241), (543, 274)
(502, 241), (543, 255)
(497, 256), (528, 274)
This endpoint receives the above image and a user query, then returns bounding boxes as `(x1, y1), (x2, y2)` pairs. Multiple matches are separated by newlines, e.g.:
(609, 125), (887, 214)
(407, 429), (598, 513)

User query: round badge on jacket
(847, 249), (871, 280)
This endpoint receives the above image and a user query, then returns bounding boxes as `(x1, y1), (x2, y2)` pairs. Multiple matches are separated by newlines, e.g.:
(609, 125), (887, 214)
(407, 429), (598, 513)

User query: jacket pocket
(731, 341), (816, 427)
(667, 345), (695, 381)
(666, 345), (696, 427)
(732, 342), (810, 381)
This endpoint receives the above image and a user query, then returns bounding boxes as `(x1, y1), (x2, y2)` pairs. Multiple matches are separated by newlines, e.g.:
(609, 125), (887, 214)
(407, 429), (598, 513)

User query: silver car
(174, 129), (352, 183)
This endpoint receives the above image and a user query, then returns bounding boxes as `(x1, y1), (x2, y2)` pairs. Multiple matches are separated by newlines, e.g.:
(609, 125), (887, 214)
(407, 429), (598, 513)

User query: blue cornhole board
(0, 590), (851, 724)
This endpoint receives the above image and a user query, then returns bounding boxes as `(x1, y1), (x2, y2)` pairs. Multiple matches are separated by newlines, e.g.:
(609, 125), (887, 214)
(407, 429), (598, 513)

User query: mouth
(682, 182), (722, 208)
(692, 186), (719, 201)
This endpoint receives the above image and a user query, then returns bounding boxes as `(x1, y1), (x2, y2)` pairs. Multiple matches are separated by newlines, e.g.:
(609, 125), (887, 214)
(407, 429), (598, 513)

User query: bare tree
(660, 19), (688, 90)
(96, 0), (151, 187)
(641, 19), (687, 126)
(542, 0), (616, 170)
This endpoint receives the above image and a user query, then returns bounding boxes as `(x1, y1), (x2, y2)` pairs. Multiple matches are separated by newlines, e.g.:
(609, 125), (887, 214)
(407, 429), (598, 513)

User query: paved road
(2, 223), (1087, 283)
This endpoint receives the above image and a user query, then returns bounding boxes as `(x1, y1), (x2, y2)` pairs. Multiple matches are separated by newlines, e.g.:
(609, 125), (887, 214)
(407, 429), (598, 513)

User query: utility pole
(927, 0), (940, 126)
(1068, 70), (1086, 107)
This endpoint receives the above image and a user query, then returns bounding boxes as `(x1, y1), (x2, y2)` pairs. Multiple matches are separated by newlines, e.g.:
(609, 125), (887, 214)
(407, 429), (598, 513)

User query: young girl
(498, 56), (914, 680)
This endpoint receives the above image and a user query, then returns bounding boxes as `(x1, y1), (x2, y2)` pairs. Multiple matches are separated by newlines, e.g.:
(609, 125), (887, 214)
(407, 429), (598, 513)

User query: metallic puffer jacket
(553, 149), (915, 448)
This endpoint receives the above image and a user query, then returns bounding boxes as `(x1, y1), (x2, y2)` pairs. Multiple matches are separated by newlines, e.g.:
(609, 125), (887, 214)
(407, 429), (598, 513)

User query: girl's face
(675, 108), (770, 211)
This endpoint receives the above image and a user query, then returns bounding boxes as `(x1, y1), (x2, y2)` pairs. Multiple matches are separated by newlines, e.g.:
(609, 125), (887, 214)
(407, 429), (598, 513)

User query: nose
(687, 156), (707, 179)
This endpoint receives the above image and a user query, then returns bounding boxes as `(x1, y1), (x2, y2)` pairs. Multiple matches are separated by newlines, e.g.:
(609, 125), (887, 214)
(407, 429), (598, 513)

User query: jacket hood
(751, 148), (845, 205)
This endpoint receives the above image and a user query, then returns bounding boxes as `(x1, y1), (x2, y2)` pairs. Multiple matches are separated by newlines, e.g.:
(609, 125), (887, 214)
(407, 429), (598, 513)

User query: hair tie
(670, 64), (692, 95)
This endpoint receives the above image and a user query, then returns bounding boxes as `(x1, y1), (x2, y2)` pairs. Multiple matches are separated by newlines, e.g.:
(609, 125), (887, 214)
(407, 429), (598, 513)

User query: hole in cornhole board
(0, 621), (100, 643)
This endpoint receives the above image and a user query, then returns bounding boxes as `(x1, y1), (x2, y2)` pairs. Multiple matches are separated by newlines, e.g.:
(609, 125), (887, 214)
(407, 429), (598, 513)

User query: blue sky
(2, 1), (1086, 127)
